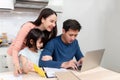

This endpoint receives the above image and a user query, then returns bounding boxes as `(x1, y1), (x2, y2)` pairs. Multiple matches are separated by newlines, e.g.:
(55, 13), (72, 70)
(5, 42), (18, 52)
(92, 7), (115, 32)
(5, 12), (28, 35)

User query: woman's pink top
(7, 22), (35, 64)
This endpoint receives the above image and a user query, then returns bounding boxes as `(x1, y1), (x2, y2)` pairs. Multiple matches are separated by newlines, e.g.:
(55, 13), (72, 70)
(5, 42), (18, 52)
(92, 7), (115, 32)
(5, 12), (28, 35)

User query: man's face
(62, 29), (79, 44)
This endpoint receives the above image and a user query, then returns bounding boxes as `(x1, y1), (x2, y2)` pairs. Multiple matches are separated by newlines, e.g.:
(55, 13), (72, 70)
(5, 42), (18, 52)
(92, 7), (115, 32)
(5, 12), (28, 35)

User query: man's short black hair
(63, 19), (82, 32)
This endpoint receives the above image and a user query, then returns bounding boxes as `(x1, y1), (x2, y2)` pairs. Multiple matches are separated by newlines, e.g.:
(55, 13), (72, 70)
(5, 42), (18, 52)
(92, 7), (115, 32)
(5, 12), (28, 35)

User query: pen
(33, 64), (46, 77)
(42, 67), (48, 78)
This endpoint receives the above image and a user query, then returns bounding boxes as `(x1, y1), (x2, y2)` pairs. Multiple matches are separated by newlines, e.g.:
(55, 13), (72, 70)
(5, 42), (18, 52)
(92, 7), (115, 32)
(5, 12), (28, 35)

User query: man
(39, 19), (84, 70)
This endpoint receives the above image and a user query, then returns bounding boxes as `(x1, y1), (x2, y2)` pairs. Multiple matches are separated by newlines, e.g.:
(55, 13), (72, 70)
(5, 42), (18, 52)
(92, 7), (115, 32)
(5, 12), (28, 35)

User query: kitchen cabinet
(0, 54), (8, 72)
(0, 0), (14, 10)
(0, 47), (13, 72)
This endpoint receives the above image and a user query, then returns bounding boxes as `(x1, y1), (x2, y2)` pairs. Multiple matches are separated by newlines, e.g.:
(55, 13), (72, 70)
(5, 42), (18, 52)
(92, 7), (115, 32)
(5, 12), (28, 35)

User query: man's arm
(39, 59), (62, 68)
(39, 38), (84, 69)
(40, 56), (78, 70)
(39, 39), (63, 68)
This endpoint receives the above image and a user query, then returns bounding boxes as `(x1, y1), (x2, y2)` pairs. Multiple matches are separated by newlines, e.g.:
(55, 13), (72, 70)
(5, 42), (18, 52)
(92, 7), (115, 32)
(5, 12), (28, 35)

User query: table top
(74, 67), (120, 80)
(0, 67), (119, 80)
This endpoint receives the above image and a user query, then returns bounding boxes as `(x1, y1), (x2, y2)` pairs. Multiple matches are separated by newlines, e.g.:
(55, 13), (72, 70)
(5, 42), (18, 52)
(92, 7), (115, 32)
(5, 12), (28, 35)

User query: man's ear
(30, 39), (34, 45)
(62, 29), (65, 34)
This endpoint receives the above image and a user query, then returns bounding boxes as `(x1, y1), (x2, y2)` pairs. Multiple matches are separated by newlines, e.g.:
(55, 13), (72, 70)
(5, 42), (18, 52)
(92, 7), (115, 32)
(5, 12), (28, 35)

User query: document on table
(0, 74), (22, 80)
(43, 67), (67, 78)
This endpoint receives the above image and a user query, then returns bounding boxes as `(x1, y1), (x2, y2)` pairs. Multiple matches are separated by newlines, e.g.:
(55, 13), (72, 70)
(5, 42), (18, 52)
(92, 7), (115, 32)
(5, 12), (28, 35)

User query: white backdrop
(61, 0), (120, 72)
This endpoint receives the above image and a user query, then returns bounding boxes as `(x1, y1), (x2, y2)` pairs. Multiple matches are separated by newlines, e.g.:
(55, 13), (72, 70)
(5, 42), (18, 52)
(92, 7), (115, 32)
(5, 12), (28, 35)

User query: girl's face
(42, 14), (57, 32)
(36, 38), (43, 50)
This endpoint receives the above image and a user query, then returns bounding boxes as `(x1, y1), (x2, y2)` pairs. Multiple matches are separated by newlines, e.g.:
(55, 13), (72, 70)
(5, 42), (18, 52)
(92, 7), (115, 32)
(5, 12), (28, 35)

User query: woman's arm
(12, 22), (35, 64)
(8, 22), (35, 76)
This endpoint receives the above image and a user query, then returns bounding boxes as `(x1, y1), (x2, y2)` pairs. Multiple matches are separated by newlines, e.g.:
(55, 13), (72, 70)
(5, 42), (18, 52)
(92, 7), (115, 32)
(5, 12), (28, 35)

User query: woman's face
(42, 14), (57, 32)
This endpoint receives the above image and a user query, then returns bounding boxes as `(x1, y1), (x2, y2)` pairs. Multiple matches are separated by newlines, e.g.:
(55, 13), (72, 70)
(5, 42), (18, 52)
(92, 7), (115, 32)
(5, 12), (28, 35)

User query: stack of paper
(0, 74), (22, 80)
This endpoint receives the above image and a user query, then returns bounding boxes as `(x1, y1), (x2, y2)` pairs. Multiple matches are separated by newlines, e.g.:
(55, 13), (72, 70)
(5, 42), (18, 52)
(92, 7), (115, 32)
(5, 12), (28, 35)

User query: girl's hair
(32, 8), (57, 48)
(26, 28), (45, 50)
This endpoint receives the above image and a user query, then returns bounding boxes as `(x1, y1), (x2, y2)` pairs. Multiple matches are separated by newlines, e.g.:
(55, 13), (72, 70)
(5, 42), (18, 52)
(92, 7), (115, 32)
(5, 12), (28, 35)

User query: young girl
(19, 28), (52, 73)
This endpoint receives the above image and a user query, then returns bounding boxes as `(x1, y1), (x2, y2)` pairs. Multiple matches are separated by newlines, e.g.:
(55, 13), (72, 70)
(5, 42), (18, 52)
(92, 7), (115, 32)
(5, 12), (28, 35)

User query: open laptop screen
(80, 49), (105, 72)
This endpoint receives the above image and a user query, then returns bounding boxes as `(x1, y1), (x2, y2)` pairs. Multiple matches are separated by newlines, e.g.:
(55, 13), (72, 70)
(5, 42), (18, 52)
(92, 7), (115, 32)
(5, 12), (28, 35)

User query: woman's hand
(14, 64), (22, 76)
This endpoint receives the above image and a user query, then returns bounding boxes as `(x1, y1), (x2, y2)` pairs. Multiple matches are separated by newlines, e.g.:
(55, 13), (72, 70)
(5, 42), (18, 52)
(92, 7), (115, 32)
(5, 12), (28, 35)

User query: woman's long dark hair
(32, 8), (57, 48)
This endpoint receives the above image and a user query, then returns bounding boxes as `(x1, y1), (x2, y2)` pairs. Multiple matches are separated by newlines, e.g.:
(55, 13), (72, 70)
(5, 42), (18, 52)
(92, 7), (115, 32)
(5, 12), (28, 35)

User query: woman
(7, 8), (57, 76)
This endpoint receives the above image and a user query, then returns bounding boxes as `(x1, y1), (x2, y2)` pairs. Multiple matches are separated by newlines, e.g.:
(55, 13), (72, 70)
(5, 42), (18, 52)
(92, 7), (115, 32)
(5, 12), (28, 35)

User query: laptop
(80, 48), (105, 72)
(55, 49), (105, 80)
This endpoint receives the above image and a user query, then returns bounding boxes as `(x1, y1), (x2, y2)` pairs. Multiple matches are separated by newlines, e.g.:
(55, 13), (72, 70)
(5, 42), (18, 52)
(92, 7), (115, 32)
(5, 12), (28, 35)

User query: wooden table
(0, 67), (119, 80)
(73, 67), (120, 80)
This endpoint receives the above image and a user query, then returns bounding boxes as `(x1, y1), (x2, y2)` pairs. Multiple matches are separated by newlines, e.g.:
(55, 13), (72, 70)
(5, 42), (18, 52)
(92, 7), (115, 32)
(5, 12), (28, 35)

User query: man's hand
(61, 60), (78, 70)
(77, 57), (84, 65)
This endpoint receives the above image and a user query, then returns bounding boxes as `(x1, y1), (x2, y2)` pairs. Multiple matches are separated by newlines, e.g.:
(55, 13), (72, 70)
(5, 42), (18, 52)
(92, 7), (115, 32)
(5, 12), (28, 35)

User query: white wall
(101, 0), (120, 72)
(62, 0), (107, 53)
(0, 9), (39, 38)
(0, 9), (63, 41)
(60, 0), (120, 72)
(0, 0), (120, 72)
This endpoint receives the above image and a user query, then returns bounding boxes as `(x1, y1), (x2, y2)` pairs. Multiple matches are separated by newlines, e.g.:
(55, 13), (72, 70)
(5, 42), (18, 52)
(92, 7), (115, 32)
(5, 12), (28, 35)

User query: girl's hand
(19, 55), (34, 74)
(42, 55), (52, 61)
(22, 60), (34, 73)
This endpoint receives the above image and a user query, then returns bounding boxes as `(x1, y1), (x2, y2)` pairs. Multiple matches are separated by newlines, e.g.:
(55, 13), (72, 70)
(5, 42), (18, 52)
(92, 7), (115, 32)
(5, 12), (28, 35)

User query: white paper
(0, 74), (22, 80)
(43, 67), (67, 78)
